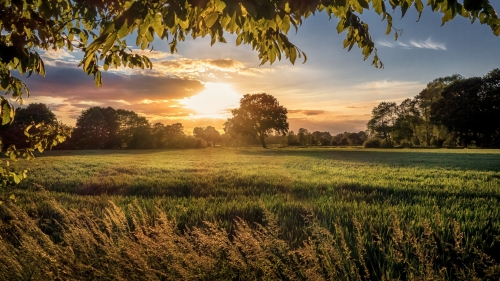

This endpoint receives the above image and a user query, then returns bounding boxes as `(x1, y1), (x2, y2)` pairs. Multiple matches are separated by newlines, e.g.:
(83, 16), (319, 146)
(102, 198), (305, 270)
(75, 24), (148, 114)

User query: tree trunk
(259, 135), (267, 148)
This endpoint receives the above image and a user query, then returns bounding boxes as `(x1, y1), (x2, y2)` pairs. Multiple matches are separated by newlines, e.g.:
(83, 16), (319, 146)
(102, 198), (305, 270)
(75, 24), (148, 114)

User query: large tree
(415, 75), (462, 146)
(224, 93), (288, 148)
(431, 69), (500, 147)
(366, 102), (397, 147)
(116, 109), (150, 148)
(72, 106), (120, 149)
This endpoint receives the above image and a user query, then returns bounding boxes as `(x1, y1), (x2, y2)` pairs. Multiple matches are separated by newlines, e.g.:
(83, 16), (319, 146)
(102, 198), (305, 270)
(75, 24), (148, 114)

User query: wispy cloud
(354, 80), (423, 90)
(346, 105), (367, 109)
(42, 49), (75, 60)
(288, 109), (325, 116)
(376, 37), (446, 50)
(106, 50), (273, 79)
(409, 38), (446, 50)
(129, 48), (174, 60)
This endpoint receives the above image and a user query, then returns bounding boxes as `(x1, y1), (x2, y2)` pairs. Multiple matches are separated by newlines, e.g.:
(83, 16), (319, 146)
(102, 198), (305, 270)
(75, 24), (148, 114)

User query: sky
(20, 3), (500, 135)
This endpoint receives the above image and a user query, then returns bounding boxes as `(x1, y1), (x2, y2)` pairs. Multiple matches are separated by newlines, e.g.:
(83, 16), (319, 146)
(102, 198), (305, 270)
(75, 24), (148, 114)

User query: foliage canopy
(224, 93), (288, 148)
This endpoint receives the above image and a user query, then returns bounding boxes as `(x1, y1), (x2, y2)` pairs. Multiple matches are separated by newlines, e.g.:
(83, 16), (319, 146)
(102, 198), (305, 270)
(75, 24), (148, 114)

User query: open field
(1, 147), (500, 280)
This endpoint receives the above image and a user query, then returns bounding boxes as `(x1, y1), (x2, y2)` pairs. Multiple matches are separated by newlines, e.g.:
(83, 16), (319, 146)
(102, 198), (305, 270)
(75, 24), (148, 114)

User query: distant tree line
(0, 105), (287, 150)
(283, 129), (367, 147)
(365, 69), (500, 148)
(69, 106), (223, 149)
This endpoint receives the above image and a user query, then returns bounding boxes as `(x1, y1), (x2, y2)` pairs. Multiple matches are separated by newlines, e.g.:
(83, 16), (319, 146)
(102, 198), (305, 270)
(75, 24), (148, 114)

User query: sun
(180, 82), (241, 118)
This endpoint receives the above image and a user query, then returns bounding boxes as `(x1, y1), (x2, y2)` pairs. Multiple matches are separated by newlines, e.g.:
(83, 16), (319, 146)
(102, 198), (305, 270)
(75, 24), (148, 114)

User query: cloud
(354, 80), (423, 90)
(107, 56), (273, 79)
(288, 109), (325, 116)
(23, 62), (203, 102)
(42, 49), (74, 60)
(129, 48), (173, 60)
(376, 37), (446, 50)
(288, 118), (368, 134)
(17, 61), (205, 124)
(376, 41), (396, 48)
(409, 38), (446, 50)
(151, 58), (263, 78)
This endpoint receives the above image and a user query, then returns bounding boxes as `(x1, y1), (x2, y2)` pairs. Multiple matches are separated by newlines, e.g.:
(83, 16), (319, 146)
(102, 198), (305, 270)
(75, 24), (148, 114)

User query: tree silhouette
(73, 107), (120, 149)
(203, 126), (221, 147)
(0, 103), (57, 148)
(225, 94), (288, 148)
(367, 102), (397, 147)
(432, 69), (500, 147)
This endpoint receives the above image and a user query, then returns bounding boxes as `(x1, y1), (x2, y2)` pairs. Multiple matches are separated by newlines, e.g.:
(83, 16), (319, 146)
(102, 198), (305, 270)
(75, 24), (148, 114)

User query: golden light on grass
(179, 82), (241, 118)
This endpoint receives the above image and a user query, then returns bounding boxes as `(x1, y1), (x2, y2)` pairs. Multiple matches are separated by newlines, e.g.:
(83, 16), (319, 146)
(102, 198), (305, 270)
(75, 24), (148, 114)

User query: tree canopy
(365, 69), (500, 148)
(431, 69), (500, 147)
(224, 93), (288, 148)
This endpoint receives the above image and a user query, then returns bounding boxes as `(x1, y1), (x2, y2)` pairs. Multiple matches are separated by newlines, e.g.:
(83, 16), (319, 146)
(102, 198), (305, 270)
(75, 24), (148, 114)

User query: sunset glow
(179, 82), (241, 118)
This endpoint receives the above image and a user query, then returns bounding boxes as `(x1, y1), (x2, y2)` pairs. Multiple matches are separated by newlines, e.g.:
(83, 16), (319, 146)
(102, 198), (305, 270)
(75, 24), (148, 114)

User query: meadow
(1, 147), (500, 280)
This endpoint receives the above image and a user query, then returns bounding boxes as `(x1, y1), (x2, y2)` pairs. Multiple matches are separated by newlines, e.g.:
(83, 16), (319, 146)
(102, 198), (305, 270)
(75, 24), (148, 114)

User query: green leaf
(13, 174), (21, 184)
(415, 0), (424, 13)
(1, 99), (14, 125)
(95, 70), (102, 87)
(205, 12), (219, 28)
(337, 19), (346, 33)
(442, 8), (453, 25)
(281, 14), (291, 33)
(117, 19), (130, 38)
(236, 33), (243, 46)
(401, 2), (409, 19)
(290, 47), (297, 64)
(152, 14), (164, 37)
(373, 0), (383, 14)
(385, 14), (393, 35)
(358, 0), (369, 10)
(102, 33), (117, 54)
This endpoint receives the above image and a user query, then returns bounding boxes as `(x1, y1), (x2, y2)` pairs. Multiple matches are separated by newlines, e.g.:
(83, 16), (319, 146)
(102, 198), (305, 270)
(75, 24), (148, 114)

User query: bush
(363, 138), (382, 148)
(279, 139), (288, 147)
(338, 138), (349, 146)
(398, 140), (413, 148)
(432, 138), (445, 148)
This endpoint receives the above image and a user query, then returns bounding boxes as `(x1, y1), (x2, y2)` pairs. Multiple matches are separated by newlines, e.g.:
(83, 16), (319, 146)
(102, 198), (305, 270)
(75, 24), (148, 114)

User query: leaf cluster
(0, 121), (72, 194)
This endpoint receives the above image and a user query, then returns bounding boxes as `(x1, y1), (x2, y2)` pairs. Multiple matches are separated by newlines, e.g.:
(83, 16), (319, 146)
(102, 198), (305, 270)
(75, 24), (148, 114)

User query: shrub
(338, 138), (349, 146)
(398, 140), (413, 148)
(363, 138), (382, 148)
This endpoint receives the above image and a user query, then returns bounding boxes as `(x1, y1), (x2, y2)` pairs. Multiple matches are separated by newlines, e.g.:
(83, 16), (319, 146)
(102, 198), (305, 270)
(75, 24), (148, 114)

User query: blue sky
(24, 2), (500, 134)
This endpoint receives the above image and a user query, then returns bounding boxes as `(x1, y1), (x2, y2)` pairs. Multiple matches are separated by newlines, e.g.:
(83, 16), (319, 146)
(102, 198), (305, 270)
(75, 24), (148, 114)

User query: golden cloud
(288, 109), (325, 116)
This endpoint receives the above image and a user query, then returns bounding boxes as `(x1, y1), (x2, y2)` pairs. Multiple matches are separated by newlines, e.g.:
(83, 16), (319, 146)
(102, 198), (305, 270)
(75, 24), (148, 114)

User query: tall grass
(1, 147), (499, 279)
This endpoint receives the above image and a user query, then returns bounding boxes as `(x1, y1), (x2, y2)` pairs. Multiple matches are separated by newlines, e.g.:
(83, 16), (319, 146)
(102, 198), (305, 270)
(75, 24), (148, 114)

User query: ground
(1, 147), (499, 280)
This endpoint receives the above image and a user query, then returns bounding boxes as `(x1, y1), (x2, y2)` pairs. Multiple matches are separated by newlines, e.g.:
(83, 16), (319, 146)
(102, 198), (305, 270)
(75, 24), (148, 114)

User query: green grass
(1, 147), (500, 280)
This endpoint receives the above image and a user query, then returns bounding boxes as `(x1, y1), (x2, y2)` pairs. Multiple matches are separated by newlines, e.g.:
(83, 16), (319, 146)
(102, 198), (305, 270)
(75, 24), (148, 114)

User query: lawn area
(1, 147), (500, 280)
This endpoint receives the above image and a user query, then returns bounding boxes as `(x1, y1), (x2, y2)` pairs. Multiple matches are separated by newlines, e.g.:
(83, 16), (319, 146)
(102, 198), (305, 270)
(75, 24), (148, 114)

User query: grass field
(1, 147), (500, 280)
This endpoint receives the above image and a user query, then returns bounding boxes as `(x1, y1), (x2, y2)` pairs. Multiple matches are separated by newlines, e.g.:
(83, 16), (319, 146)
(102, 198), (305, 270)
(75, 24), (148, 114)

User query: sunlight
(179, 82), (241, 117)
